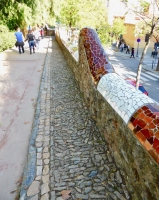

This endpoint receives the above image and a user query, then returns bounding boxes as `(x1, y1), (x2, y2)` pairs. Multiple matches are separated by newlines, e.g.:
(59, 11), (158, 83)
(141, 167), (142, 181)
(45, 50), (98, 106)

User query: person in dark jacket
(44, 22), (49, 36)
(26, 30), (36, 54)
(130, 48), (135, 58)
(126, 44), (130, 54)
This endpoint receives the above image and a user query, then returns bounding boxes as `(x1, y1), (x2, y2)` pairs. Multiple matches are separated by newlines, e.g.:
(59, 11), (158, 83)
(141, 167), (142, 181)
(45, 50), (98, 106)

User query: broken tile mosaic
(97, 73), (155, 124)
(80, 28), (115, 83)
(130, 104), (159, 163)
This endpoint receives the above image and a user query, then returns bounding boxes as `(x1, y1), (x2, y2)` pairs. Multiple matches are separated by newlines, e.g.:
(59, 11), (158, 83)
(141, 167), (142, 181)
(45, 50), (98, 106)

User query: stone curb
(19, 38), (51, 200)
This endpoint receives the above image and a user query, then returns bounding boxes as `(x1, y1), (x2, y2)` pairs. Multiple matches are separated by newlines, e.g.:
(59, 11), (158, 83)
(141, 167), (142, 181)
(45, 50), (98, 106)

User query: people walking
(27, 25), (32, 33)
(151, 50), (158, 58)
(122, 43), (125, 52)
(130, 47), (135, 58)
(118, 39), (121, 49)
(15, 27), (25, 54)
(40, 26), (44, 39)
(44, 22), (49, 36)
(120, 43), (122, 52)
(33, 26), (41, 50)
(120, 43), (124, 52)
(126, 44), (130, 54)
(26, 30), (36, 54)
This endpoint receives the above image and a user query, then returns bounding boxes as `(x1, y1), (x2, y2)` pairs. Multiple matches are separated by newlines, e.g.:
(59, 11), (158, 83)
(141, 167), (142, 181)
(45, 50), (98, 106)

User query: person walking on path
(126, 44), (130, 54)
(26, 30), (36, 54)
(130, 47), (135, 58)
(44, 22), (49, 36)
(15, 27), (25, 54)
(27, 25), (32, 33)
(40, 25), (44, 39)
(33, 26), (41, 50)
(120, 43), (123, 52)
(120, 43), (125, 52)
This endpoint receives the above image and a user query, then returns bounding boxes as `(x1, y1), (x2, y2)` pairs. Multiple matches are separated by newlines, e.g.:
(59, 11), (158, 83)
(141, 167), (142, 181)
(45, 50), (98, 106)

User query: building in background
(106, 0), (157, 55)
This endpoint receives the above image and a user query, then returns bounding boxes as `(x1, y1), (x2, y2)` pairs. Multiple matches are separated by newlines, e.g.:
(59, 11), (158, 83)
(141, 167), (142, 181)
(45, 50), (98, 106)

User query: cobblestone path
(21, 38), (131, 200)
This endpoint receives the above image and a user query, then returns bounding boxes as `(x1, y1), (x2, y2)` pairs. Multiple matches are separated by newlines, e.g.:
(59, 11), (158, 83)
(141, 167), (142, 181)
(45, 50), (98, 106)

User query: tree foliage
(0, 0), (120, 48)
(0, 0), (32, 30)
(58, 0), (109, 29)
(0, 25), (16, 52)
(0, 0), (56, 30)
(58, 0), (111, 44)
(59, 0), (80, 27)
(77, 0), (109, 29)
(111, 18), (127, 40)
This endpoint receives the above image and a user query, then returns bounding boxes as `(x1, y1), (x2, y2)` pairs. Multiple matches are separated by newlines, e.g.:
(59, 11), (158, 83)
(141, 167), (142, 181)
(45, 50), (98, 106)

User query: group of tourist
(116, 39), (135, 58)
(15, 24), (45, 54)
(124, 44), (135, 58)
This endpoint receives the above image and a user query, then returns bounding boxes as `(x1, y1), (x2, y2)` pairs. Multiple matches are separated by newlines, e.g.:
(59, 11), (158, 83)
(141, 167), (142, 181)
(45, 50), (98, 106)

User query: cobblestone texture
(20, 37), (131, 200)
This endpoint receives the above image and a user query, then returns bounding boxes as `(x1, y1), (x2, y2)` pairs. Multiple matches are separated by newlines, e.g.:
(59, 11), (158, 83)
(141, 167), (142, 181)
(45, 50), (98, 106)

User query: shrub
(0, 25), (9, 33)
(0, 25), (16, 52)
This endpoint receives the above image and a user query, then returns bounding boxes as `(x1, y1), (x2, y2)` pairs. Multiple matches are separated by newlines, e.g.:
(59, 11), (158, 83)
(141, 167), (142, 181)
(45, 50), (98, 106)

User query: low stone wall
(55, 28), (159, 200)
(44, 29), (55, 36)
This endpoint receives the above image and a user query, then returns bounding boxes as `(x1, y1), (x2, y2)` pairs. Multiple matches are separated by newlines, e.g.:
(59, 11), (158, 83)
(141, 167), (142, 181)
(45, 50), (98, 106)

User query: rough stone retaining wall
(55, 28), (159, 199)
(44, 29), (55, 36)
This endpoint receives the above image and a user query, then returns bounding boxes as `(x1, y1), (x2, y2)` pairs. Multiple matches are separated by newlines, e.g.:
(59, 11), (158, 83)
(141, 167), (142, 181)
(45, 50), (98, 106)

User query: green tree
(58, 0), (111, 44)
(77, 0), (108, 28)
(78, 0), (110, 45)
(0, 25), (16, 52)
(0, 0), (35, 29)
(111, 18), (127, 40)
(59, 0), (109, 28)
(0, 0), (56, 30)
(60, 0), (80, 27)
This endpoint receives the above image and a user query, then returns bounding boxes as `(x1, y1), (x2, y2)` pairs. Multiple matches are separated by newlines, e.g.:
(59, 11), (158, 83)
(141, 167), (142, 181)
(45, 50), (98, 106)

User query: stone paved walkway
(20, 38), (131, 200)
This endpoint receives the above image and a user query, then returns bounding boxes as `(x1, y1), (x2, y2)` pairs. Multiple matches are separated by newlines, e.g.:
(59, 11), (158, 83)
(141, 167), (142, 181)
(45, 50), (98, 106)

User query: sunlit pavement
(0, 37), (51, 199)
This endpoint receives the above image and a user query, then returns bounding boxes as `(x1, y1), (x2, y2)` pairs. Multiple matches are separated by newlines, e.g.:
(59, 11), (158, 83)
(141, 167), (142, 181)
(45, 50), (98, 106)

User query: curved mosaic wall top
(97, 73), (155, 124)
(129, 104), (159, 163)
(80, 27), (159, 164)
(80, 28), (115, 83)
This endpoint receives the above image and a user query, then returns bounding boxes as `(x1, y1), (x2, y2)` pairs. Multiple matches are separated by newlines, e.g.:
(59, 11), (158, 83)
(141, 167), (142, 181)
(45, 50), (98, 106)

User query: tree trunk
(136, 39), (150, 89)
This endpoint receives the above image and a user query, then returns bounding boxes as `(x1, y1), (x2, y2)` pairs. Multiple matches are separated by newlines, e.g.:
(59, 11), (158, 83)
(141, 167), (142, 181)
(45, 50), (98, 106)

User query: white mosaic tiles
(97, 73), (155, 124)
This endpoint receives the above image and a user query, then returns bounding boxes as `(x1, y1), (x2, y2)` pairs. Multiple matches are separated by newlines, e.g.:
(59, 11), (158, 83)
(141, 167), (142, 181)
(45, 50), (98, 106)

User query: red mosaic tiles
(129, 104), (159, 163)
(80, 28), (115, 83)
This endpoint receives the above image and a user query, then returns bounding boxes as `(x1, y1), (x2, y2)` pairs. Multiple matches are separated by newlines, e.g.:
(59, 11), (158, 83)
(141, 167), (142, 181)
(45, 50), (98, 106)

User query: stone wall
(44, 29), (55, 36)
(55, 28), (159, 200)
